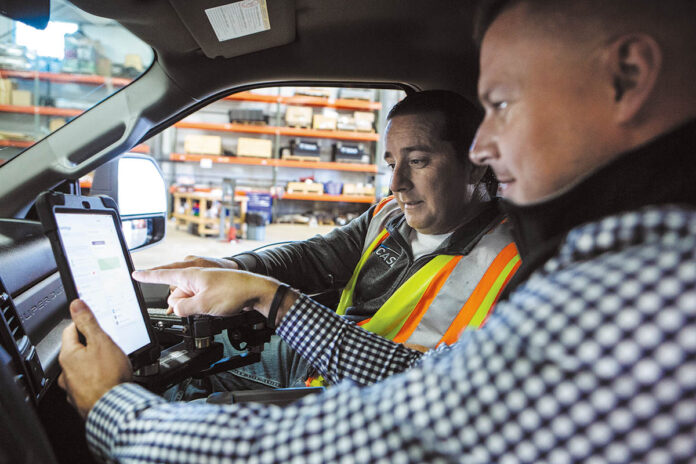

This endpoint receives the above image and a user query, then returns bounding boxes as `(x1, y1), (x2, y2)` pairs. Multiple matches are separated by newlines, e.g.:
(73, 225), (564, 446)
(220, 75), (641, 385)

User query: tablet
(36, 191), (159, 369)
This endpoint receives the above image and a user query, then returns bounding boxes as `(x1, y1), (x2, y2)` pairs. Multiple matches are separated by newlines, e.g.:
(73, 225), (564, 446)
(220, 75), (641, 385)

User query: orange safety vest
(307, 197), (520, 386)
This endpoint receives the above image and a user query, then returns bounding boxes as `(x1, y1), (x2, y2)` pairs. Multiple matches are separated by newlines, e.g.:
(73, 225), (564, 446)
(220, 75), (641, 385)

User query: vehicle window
(129, 85), (405, 267)
(0, 0), (154, 164)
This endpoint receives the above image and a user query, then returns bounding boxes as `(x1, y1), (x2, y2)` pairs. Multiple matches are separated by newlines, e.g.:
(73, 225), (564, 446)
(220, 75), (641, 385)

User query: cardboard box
(96, 57), (112, 77)
(0, 79), (14, 105)
(294, 87), (332, 99)
(237, 137), (272, 158)
(287, 181), (324, 194)
(337, 115), (356, 131)
(124, 54), (144, 72)
(49, 118), (67, 132)
(343, 183), (376, 196)
(184, 134), (223, 155)
(0, 130), (33, 142)
(285, 106), (313, 127)
(354, 111), (375, 132)
(339, 88), (376, 101)
(11, 89), (32, 106)
(312, 114), (337, 131)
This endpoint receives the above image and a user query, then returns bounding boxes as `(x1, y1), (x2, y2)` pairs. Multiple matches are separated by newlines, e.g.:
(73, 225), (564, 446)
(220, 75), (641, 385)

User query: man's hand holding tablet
(58, 266), (299, 417)
(58, 299), (132, 419)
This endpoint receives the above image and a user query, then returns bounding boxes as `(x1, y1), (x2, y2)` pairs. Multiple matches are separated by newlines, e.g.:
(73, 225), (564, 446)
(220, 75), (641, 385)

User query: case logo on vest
(374, 244), (399, 267)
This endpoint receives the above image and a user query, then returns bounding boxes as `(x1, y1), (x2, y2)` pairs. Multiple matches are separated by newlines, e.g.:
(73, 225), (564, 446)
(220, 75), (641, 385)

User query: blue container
(324, 181), (342, 195)
(246, 192), (273, 224)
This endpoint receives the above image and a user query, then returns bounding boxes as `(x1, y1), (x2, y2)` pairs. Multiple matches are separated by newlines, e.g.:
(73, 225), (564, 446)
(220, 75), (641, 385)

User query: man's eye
(410, 158), (428, 168)
(492, 101), (508, 111)
(387, 163), (395, 170)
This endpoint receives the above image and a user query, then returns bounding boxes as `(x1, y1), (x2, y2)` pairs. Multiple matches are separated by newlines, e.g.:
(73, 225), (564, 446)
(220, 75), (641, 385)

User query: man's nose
(389, 163), (412, 192)
(469, 125), (498, 166)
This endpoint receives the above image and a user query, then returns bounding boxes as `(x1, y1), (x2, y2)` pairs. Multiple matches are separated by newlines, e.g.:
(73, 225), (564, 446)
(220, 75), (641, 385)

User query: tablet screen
(55, 212), (151, 355)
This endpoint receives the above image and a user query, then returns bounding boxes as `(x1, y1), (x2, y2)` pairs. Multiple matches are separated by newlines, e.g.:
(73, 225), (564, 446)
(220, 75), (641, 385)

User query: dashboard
(0, 219), (69, 403)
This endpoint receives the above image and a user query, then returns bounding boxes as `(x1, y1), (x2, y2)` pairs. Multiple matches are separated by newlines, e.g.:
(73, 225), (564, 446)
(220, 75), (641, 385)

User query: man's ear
(606, 33), (662, 124)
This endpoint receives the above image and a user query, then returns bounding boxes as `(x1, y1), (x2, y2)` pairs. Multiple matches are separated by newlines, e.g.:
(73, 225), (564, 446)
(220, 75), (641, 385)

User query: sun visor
(168, 0), (296, 59)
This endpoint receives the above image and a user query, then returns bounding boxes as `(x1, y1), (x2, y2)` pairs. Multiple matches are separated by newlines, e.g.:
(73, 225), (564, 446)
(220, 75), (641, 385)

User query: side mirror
(91, 154), (167, 251)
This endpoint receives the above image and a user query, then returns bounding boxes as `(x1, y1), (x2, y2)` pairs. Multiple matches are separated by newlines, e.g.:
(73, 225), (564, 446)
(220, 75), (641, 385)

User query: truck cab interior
(0, 0), (483, 462)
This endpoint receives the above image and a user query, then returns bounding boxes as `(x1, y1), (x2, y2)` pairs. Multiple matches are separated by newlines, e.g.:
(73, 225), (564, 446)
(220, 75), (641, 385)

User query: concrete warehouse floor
(131, 220), (336, 270)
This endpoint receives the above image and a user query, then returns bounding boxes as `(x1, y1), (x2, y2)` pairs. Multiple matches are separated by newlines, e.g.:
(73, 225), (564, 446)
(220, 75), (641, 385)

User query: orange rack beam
(0, 139), (149, 154)
(280, 192), (376, 203)
(174, 121), (379, 142)
(0, 140), (33, 148)
(225, 92), (381, 111)
(130, 144), (150, 154)
(170, 153), (378, 173)
(0, 69), (131, 87)
(0, 69), (380, 110)
(0, 104), (83, 117)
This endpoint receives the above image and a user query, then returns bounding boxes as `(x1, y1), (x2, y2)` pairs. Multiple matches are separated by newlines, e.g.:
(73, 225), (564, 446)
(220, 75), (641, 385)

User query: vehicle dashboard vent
(0, 281), (41, 402)
(0, 292), (23, 342)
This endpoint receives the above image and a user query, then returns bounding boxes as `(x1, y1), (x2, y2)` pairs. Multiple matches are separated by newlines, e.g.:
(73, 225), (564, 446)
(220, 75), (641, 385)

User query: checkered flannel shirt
(87, 205), (696, 463)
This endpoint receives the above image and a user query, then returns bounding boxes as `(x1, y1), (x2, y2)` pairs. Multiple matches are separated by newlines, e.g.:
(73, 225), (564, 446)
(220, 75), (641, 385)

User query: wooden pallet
(237, 152), (272, 159)
(229, 120), (268, 126)
(334, 157), (369, 164)
(282, 154), (322, 162)
(286, 188), (324, 194)
(286, 181), (324, 194)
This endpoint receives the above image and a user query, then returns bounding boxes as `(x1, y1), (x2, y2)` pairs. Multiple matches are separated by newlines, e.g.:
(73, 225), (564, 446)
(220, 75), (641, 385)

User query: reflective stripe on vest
(335, 228), (391, 316)
(335, 198), (521, 348)
(371, 195), (394, 217)
(433, 241), (520, 346)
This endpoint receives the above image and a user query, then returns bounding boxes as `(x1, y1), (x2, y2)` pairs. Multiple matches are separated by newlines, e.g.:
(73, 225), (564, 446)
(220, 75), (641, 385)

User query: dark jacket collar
(501, 117), (696, 297)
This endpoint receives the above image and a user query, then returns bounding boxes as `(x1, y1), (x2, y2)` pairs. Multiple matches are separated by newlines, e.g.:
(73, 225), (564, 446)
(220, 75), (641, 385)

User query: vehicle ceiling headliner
(67, 0), (481, 103)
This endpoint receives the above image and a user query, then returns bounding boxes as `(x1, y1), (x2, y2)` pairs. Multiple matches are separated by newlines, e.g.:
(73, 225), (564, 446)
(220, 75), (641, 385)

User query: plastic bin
(246, 212), (267, 241)
(247, 224), (266, 241)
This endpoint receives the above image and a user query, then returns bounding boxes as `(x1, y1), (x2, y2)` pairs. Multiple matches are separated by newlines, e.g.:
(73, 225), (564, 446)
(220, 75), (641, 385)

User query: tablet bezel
(36, 192), (160, 370)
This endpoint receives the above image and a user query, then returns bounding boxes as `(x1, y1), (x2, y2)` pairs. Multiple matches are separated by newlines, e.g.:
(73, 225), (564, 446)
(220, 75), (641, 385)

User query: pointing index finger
(149, 260), (197, 271)
(132, 268), (189, 286)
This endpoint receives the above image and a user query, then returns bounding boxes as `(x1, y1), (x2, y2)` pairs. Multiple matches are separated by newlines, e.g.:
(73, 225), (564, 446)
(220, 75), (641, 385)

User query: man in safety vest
(159, 90), (520, 398)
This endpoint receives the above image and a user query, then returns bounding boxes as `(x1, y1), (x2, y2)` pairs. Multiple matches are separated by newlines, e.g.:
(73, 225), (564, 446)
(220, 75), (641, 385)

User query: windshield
(0, 0), (153, 164)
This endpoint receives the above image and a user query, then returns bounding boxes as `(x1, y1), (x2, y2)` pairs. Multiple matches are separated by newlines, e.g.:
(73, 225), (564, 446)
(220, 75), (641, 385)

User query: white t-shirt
(409, 229), (452, 260)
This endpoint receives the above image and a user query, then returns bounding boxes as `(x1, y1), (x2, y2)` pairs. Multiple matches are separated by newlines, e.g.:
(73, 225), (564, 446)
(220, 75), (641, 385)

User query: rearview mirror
(0, 0), (50, 29)
(91, 154), (167, 251)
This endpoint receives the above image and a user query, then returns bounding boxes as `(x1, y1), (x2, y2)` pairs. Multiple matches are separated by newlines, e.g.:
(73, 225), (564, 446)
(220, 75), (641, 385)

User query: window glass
(130, 85), (406, 267)
(166, 86), (405, 226)
(0, 0), (154, 164)
(132, 85), (407, 266)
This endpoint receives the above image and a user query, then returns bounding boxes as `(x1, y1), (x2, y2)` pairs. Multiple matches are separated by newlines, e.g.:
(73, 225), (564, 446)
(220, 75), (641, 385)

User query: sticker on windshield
(205, 0), (271, 42)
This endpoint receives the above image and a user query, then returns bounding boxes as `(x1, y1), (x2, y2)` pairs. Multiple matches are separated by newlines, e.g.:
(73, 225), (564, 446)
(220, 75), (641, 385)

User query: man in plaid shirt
(58, 0), (696, 462)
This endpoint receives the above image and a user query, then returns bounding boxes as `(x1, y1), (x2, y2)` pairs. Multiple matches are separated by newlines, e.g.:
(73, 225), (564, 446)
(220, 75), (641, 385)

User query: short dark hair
(474, 0), (696, 47)
(387, 90), (482, 156)
(387, 90), (497, 198)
